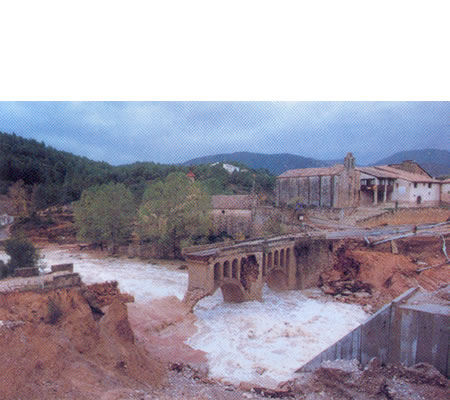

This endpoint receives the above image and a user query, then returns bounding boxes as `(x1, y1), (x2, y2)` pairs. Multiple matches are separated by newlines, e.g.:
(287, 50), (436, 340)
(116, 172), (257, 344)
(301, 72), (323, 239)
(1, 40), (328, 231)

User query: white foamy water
(0, 247), (368, 385)
(0, 248), (188, 303)
(188, 287), (368, 386)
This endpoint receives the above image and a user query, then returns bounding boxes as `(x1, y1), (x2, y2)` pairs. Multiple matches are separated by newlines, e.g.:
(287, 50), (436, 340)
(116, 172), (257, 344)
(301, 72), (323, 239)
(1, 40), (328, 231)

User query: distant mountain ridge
(184, 149), (450, 177)
(373, 149), (450, 177)
(183, 152), (329, 175)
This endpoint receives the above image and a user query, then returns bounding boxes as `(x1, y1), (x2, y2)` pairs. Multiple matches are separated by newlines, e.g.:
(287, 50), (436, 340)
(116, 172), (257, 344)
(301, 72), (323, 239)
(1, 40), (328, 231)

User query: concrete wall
(390, 303), (449, 375)
(51, 263), (74, 273)
(298, 288), (449, 377)
(14, 267), (39, 278)
(1, 272), (82, 294)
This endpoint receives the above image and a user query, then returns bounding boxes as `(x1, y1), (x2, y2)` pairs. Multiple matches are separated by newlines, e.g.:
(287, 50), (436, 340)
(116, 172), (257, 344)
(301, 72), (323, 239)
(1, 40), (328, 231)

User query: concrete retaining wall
(0, 272), (82, 294)
(390, 303), (449, 376)
(14, 267), (39, 278)
(297, 288), (449, 377)
(51, 263), (74, 273)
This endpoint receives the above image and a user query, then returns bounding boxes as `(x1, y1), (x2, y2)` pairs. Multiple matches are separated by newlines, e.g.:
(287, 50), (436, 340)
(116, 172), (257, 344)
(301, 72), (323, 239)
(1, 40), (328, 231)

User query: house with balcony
(357, 162), (441, 207)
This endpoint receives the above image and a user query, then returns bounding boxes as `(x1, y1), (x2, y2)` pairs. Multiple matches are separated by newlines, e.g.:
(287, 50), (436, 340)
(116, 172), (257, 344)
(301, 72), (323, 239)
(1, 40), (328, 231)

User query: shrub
(47, 299), (62, 325)
(4, 237), (40, 274)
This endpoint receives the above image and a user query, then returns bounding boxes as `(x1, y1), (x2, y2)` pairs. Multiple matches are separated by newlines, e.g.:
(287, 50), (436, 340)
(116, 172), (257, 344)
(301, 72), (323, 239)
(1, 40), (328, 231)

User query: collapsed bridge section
(182, 234), (334, 305)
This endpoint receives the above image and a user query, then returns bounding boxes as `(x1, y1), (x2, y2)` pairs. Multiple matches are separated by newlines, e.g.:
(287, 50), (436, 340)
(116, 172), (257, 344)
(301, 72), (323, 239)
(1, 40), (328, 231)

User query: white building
(211, 162), (241, 174)
(441, 179), (450, 205)
(358, 163), (441, 207)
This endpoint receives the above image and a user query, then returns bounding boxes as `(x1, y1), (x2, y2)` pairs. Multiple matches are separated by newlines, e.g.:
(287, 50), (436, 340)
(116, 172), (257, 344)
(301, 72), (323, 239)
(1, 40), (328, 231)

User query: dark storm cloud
(0, 102), (448, 165)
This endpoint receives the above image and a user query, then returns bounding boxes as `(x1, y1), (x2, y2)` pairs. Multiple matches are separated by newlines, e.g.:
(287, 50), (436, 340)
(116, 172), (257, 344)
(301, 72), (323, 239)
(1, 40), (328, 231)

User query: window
(414, 182), (418, 188)
(428, 183), (432, 188)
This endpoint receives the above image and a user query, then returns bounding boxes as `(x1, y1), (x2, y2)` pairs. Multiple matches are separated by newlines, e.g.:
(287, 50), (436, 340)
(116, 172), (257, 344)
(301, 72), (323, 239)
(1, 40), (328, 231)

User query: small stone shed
(211, 194), (259, 237)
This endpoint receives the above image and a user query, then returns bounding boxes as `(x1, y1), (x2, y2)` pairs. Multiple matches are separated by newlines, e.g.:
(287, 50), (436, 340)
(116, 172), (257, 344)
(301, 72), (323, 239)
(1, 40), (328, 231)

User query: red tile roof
(358, 165), (440, 183)
(278, 165), (345, 178)
(211, 195), (258, 210)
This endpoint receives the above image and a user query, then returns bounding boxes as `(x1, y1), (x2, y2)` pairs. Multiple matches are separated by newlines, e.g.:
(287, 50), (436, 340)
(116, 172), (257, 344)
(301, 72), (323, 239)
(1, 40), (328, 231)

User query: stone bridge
(182, 234), (334, 305)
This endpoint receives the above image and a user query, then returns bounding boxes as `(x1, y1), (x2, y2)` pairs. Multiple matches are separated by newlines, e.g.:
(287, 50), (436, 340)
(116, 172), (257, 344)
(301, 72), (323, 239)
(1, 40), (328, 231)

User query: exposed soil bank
(0, 286), (165, 400)
(320, 235), (450, 310)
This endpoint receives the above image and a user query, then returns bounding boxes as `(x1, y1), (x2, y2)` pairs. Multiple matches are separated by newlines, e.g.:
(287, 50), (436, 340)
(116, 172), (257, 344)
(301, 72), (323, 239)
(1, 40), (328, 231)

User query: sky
(0, 102), (448, 166)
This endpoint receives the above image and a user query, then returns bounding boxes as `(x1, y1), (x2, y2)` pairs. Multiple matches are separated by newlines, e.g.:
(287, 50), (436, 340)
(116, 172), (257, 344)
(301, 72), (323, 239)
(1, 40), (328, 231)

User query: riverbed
(0, 246), (368, 386)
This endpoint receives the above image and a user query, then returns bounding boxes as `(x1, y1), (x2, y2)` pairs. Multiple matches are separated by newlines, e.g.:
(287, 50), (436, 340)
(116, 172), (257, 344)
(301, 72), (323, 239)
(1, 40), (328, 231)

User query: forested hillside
(0, 132), (275, 210)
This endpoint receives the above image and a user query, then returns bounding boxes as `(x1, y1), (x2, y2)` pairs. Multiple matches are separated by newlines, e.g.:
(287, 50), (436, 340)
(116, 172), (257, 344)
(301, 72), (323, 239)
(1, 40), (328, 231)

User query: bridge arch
(274, 250), (279, 266)
(232, 259), (238, 279)
(223, 260), (230, 278)
(267, 252), (272, 269)
(266, 268), (288, 291)
(280, 249), (285, 267)
(214, 262), (221, 281)
(218, 279), (246, 303)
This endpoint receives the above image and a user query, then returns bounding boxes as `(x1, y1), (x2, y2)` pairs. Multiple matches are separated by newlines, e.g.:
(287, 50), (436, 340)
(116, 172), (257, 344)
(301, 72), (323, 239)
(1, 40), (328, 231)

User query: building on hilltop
(186, 170), (196, 182)
(211, 162), (241, 174)
(276, 153), (360, 208)
(276, 155), (444, 209)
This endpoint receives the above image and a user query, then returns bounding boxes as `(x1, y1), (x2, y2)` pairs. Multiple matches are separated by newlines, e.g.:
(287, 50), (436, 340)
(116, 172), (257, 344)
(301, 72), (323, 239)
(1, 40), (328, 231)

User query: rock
(238, 381), (255, 392)
(322, 285), (337, 295)
(247, 329), (256, 339)
(366, 357), (382, 371)
(255, 366), (266, 375)
(363, 304), (373, 313)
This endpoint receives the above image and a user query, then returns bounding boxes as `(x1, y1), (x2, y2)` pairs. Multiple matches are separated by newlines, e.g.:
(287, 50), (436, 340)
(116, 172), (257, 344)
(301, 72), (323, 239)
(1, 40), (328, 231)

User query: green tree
(73, 183), (136, 251)
(4, 237), (40, 275)
(8, 180), (30, 217)
(137, 172), (211, 258)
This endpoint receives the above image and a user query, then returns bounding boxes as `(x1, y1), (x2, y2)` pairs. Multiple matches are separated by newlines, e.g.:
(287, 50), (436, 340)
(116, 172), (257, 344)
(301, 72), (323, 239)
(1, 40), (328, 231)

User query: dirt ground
(360, 207), (450, 228)
(320, 235), (450, 310)
(0, 285), (165, 400)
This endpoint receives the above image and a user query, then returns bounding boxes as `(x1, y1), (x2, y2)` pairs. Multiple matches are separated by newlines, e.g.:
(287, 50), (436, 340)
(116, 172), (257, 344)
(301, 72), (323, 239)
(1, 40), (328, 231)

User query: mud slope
(0, 287), (165, 400)
(321, 236), (450, 309)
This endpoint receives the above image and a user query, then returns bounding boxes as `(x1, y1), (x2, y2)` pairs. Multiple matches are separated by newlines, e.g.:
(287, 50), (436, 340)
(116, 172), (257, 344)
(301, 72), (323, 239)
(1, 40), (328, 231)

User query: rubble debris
(285, 358), (448, 400)
(240, 256), (259, 291)
(84, 280), (134, 308)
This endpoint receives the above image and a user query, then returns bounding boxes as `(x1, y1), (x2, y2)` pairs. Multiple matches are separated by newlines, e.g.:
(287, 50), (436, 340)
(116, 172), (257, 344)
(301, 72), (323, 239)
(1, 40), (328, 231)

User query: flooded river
(1, 246), (368, 385)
